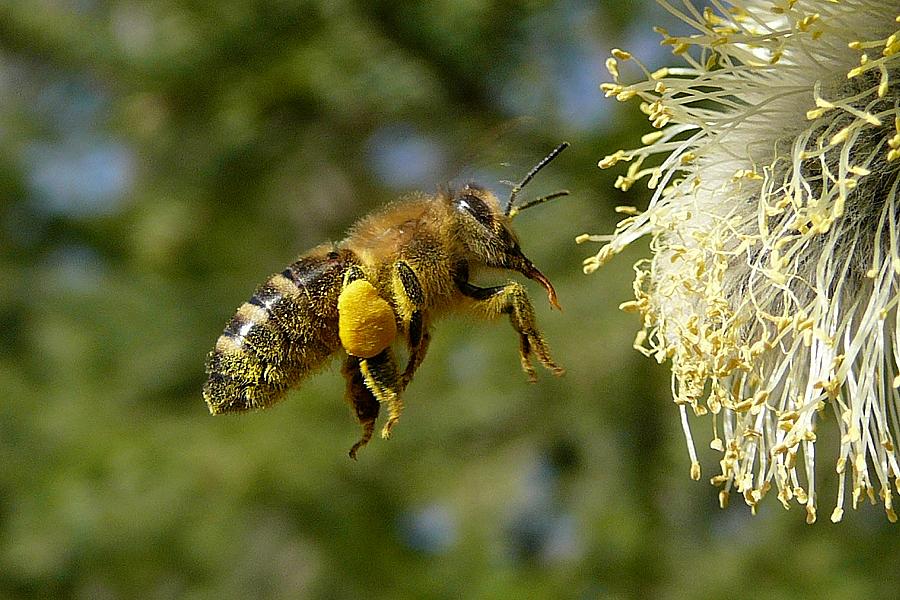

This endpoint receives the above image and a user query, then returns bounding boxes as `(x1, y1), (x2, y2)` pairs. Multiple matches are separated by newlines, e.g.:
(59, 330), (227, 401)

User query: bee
(203, 143), (569, 458)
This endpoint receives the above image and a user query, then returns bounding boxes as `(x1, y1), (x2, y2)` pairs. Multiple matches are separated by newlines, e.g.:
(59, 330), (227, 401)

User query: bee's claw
(349, 424), (374, 460)
(381, 417), (399, 439)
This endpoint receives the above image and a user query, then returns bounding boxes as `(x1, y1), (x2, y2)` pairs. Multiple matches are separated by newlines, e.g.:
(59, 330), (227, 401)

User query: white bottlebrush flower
(582, 0), (900, 522)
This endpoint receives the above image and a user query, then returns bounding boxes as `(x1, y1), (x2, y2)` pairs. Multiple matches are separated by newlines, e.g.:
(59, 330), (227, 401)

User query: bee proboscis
(203, 143), (569, 457)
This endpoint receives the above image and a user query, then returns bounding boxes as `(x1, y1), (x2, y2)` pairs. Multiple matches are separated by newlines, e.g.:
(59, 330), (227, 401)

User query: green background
(1, 1), (898, 598)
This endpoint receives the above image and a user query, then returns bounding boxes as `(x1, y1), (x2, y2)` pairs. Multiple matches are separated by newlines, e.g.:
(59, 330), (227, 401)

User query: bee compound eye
(456, 193), (493, 227)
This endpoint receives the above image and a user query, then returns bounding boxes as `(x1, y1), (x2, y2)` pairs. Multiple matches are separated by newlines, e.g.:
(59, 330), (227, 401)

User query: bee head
(451, 143), (568, 308)
(451, 184), (561, 310)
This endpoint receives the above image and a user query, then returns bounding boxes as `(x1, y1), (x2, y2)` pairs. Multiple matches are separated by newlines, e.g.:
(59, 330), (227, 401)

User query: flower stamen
(586, 0), (900, 521)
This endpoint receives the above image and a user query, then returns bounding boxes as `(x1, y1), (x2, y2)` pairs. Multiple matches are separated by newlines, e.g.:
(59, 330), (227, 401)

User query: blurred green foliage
(2, 1), (900, 598)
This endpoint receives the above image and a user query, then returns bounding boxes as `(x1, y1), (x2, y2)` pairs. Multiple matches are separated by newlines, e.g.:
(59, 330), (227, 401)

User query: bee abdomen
(203, 249), (353, 414)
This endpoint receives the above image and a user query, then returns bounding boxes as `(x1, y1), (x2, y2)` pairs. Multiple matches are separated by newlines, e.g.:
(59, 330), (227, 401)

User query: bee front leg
(456, 273), (564, 382)
(392, 261), (431, 389)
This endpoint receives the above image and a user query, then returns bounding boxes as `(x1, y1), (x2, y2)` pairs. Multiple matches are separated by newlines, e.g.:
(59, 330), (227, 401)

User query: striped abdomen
(203, 247), (355, 414)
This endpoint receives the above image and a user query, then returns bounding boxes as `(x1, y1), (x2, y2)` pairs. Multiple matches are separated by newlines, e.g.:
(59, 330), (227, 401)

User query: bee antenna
(505, 142), (569, 217)
(507, 190), (570, 218)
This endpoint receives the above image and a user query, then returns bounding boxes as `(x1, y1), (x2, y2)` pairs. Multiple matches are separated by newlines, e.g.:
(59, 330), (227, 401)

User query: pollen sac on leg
(338, 279), (398, 358)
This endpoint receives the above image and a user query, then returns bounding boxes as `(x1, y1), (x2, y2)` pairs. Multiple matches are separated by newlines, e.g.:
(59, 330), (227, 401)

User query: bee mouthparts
(518, 258), (561, 311)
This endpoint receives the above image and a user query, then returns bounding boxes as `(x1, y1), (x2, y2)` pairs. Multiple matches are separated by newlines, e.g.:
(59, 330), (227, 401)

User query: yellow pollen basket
(338, 279), (398, 358)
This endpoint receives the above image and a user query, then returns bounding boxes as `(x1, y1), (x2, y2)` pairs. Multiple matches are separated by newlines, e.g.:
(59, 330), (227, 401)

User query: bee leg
(402, 327), (431, 390)
(458, 278), (564, 382)
(500, 283), (564, 381)
(392, 261), (430, 388)
(342, 355), (380, 459)
(342, 264), (367, 287)
(337, 265), (404, 439)
(358, 348), (404, 439)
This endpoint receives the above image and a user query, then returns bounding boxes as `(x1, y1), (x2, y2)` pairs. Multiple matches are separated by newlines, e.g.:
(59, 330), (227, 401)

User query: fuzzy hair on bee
(203, 143), (570, 458)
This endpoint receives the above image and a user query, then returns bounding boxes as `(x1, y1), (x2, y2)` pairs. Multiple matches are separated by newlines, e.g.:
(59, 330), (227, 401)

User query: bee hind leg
(337, 265), (404, 441)
(342, 356), (380, 459)
(358, 348), (404, 439)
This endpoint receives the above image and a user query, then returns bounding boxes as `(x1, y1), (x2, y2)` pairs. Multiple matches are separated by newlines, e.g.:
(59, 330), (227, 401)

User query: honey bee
(203, 143), (569, 457)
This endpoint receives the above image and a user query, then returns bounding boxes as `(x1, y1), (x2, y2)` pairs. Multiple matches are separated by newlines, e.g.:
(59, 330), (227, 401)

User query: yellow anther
(605, 57), (619, 79)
